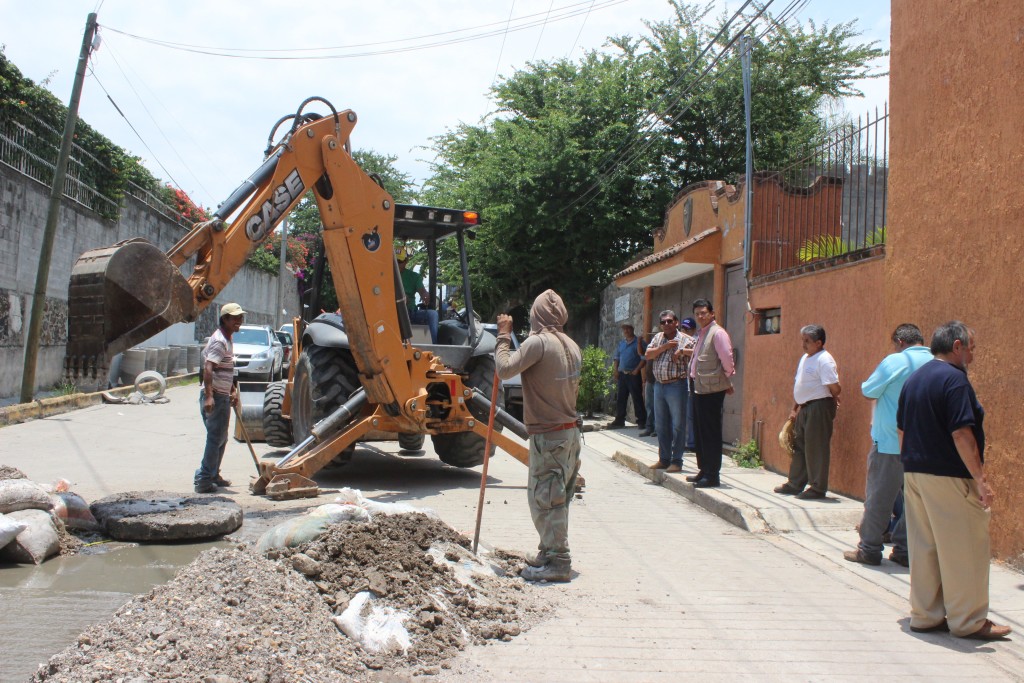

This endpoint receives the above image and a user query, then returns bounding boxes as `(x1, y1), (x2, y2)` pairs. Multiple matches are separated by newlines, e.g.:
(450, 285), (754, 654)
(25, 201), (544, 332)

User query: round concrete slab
(90, 490), (243, 541)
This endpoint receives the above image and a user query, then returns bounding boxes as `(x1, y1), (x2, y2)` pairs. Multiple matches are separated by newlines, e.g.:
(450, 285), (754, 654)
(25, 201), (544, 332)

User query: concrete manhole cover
(90, 490), (243, 541)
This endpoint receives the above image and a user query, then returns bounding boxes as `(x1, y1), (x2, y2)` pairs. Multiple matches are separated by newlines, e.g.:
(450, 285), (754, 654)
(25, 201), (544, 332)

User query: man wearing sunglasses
(644, 310), (694, 473)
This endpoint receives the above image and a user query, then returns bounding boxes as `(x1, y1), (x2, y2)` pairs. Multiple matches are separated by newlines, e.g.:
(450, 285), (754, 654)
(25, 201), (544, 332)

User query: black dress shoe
(685, 472), (704, 483)
(693, 478), (720, 488)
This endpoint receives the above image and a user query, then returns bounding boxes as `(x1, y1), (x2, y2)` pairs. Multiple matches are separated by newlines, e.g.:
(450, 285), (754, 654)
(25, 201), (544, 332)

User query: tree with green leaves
(421, 1), (884, 326)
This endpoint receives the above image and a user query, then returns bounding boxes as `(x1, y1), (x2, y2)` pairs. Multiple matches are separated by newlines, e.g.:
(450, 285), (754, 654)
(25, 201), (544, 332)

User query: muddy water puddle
(0, 540), (227, 682)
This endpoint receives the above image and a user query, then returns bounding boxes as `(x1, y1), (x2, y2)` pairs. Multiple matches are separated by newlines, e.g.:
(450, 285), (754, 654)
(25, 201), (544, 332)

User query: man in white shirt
(775, 324), (841, 499)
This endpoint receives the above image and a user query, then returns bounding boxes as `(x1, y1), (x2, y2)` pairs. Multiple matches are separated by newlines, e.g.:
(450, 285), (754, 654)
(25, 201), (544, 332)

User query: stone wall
(0, 164), (300, 399)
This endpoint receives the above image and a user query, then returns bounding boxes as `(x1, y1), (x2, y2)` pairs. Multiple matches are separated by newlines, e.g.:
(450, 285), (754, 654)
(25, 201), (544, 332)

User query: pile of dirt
(34, 513), (546, 681)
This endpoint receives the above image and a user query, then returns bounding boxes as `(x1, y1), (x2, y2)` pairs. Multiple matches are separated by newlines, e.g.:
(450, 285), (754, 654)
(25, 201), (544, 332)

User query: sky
(2, 0), (890, 212)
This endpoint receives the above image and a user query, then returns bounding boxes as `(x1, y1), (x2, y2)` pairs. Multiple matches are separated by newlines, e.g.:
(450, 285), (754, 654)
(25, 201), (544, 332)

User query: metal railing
(751, 106), (888, 280)
(0, 105), (189, 227)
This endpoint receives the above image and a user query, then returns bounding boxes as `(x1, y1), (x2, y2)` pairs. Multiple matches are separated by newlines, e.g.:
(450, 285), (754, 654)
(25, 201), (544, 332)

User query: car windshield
(233, 328), (270, 346)
(279, 324), (293, 336)
(277, 331), (293, 345)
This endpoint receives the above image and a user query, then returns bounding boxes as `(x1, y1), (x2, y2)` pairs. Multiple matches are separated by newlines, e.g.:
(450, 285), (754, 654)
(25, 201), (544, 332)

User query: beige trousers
(904, 471), (991, 636)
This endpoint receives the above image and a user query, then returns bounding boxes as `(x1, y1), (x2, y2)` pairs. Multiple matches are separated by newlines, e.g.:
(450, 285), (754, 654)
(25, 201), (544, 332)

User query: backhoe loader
(64, 97), (528, 496)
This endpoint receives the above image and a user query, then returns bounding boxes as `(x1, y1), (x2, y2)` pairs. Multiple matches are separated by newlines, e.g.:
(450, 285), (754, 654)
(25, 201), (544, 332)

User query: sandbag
(255, 504), (370, 554)
(0, 509), (60, 564)
(0, 479), (54, 514)
(0, 512), (28, 549)
(50, 491), (101, 531)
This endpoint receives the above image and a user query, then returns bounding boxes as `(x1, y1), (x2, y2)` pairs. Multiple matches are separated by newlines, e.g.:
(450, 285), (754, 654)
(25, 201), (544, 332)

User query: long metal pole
(20, 12), (98, 403)
(276, 218), (289, 329)
(741, 34), (754, 276)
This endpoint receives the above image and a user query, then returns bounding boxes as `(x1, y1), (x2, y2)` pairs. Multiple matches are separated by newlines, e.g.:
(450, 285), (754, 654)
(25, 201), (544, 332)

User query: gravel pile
(33, 513), (545, 682)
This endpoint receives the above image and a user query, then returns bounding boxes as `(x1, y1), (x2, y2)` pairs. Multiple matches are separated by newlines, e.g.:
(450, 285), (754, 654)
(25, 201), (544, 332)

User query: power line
(567, 0), (597, 58)
(531, 0), (556, 61)
(102, 0), (634, 61)
(97, 40), (217, 204)
(558, 1), (772, 217)
(558, 0), (813, 219)
(86, 64), (188, 194)
(492, 1), (519, 88)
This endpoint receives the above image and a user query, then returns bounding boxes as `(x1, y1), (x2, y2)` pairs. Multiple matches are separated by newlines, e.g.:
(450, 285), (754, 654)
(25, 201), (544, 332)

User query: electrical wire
(557, 0), (814, 218)
(97, 40), (218, 204)
(102, 0), (633, 61)
(492, 1), (519, 88)
(556, 1), (772, 217)
(86, 64), (188, 194)
(531, 0), (556, 61)
(567, 0), (597, 58)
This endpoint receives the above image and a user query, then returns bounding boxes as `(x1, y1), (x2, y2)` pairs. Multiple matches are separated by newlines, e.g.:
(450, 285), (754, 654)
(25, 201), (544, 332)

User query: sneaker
(843, 549), (881, 566)
(194, 480), (217, 494)
(520, 559), (571, 583)
(213, 475), (232, 487)
(888, 551), (910, 567)
(774, 483), (802, 495)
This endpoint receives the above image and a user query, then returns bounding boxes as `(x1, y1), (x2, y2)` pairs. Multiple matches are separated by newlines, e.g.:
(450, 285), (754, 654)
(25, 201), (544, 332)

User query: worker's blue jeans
(653, 380), (687, 466)
(410, 308), (439, 343)
(196, 391), (230, 485)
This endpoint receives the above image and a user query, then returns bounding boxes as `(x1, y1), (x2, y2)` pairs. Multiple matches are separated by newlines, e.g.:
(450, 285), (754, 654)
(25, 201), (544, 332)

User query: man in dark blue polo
(610, 323), (646, 430)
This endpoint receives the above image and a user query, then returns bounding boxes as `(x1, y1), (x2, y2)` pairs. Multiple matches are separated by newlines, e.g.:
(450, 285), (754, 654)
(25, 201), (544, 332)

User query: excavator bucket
(65, 238), (195, 379)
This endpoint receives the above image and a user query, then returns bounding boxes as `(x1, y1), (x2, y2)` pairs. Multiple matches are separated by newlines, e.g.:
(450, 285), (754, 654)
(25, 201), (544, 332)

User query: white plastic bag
(0, 512), (28, 549)
(332, 591), (412, 654)
(333, 487), (437, 518)
(255, 503), (370, 554)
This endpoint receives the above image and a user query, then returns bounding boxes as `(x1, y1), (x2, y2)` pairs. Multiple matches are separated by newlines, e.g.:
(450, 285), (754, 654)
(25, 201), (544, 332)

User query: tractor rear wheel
(291, 343), (360, 466)
(262, 381), (293, 448)
(432, 356), (502, 468)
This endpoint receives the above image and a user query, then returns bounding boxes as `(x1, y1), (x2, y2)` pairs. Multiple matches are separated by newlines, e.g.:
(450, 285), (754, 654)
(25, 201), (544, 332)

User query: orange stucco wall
(890, 2), (1024, 561)
(659, 182), (744, 263)
(743, 257), (887, 497)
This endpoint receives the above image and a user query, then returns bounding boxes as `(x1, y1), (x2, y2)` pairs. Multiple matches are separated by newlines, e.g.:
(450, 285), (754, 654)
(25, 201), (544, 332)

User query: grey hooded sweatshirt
(495, 289), (582, 433)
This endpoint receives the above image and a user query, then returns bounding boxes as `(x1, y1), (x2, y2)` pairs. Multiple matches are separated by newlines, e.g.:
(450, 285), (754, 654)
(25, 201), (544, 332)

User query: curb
(612, 450), (771, 534)
(0, 373), (199, 428)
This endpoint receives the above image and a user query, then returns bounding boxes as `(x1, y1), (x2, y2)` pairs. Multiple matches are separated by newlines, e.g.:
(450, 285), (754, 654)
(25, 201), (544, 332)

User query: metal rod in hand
(232, 399), (262, 474)
(472, 368), (502, 554)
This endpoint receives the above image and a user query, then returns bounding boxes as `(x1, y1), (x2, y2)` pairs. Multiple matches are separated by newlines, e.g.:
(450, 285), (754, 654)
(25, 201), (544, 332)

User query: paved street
(2, 385), (1023, 681)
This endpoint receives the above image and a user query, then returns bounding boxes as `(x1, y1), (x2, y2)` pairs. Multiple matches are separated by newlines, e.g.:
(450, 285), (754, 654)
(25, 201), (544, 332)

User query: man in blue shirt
(897, 321), (1009, 641)
(844, 324), (931, 567)
(610, 323), (646, 430)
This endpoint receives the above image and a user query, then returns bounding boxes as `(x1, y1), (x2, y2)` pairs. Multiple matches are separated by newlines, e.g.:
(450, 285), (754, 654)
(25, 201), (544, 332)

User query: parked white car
(233, 325), (284, 382)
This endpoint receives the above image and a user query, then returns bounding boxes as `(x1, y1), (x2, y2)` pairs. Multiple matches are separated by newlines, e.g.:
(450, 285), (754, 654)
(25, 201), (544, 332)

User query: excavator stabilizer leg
(65, 238), (195, 380)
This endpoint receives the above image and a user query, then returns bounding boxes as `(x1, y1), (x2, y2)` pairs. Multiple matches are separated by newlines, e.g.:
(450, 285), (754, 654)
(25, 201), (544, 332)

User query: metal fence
(751, 106), (888, 279)
(0, 105), (187, 227)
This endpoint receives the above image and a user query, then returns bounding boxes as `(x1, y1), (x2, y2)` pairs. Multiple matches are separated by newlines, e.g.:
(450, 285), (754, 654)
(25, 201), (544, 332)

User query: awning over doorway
(614, 228), (720, 289)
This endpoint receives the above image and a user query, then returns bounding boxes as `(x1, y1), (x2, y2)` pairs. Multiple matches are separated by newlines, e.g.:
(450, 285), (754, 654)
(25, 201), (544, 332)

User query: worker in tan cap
(194, 302), (244, 493)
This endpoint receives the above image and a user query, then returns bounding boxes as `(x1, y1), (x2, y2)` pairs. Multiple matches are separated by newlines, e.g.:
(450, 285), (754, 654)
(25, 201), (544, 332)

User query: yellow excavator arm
(66, 106), (411, 410)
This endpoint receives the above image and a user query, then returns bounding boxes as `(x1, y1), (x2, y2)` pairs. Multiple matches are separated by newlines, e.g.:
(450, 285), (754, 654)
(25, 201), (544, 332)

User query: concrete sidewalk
(584, 424), (1024, 646)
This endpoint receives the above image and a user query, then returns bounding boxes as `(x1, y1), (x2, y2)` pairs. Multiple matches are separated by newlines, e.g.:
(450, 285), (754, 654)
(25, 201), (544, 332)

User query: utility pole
(276, 218), (289, 329)
(741, 33), (754, 276)
(20, 12), (99, 403)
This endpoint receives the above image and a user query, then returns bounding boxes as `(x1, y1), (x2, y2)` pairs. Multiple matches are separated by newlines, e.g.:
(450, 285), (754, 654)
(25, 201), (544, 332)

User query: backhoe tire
(291, 343), (359, 466)
(432, 356), (502, 468)
(398, 433), (425, 452)
(262, 381), (293, 448)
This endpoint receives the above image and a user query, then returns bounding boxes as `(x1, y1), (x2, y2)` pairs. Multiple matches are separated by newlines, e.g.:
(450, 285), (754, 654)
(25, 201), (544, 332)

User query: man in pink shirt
(684, 298), (735, 488)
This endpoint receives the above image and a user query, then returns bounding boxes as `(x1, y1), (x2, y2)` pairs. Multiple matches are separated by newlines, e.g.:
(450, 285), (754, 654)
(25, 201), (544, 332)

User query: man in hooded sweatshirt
(495, 290), (583, 582)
